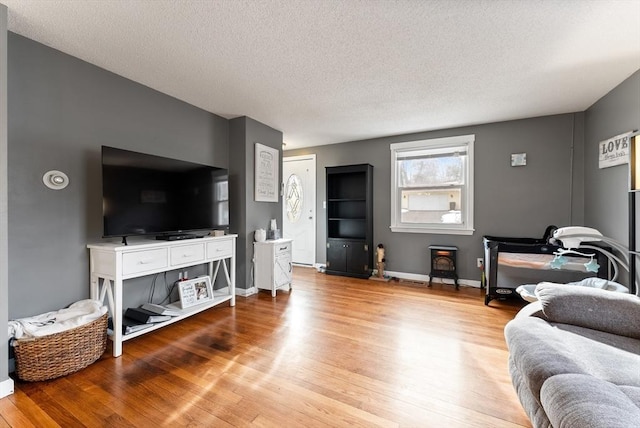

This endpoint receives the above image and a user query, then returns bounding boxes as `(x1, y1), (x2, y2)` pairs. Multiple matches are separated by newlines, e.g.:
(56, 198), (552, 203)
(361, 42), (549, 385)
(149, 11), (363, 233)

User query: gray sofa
(504, 283), (640, 428)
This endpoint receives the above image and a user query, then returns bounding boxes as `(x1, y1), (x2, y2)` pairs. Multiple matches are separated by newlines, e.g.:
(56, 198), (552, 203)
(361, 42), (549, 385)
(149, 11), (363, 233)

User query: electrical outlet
(477, 258), (484, 268)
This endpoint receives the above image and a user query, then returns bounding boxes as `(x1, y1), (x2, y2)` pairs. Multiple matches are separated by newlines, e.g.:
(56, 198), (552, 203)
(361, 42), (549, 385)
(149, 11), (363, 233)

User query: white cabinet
(88, 235), (236, 357)
(254, 239), (293, 297)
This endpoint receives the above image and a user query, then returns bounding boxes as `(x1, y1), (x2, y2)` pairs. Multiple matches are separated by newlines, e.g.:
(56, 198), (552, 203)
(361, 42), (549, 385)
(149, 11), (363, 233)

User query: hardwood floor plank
(0, 394), (41, 428)
(4, 389), (59, 427)
(1, 267), (530, 427)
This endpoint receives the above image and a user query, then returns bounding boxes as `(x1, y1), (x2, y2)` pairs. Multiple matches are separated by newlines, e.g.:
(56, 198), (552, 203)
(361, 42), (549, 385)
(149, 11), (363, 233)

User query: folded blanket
(8, 299), (108, 340)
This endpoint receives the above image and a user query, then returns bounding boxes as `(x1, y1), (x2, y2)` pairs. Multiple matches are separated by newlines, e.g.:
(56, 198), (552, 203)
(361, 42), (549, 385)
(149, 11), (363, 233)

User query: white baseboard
(375, 270), (481, 288)
(235, 286), (257, 297)
(292, 264), (482, 288)
(0, 378), (14, 398)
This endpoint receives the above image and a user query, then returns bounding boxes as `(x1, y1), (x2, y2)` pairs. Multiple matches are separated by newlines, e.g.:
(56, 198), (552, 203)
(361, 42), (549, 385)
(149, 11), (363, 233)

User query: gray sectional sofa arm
(535, 282), (640, 339)
(505, 283), (640, 428)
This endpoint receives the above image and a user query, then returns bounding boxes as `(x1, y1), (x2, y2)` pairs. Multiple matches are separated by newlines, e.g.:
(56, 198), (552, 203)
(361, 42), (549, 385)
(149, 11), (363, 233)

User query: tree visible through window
(390, 135), (475, 235)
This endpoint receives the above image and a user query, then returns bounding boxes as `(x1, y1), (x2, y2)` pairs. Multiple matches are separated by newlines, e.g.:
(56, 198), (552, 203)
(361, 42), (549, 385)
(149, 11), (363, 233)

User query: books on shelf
(140, 302), (182, 316)
(107, 304), (180, 336)
(125, 307), (172, 324)
(140, 303), (182, 317)
(108, 317), (155, 335)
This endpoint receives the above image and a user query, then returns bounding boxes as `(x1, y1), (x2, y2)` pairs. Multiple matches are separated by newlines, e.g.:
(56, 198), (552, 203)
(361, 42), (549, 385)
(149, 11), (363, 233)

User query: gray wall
(286, 113), (584, 282)
(229, 117), (283, 288)
(584, 70), (640, 243)
(1, 3), (9, 389)
(229, 118), (249, 286)
(7, 34), (229, 318)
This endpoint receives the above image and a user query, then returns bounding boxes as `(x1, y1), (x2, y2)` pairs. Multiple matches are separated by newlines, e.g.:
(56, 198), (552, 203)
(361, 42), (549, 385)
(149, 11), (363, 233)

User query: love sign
(599, 131), (632, 169)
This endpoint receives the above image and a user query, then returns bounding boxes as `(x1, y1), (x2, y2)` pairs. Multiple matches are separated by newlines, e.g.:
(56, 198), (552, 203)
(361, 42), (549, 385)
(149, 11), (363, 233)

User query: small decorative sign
(255, 143), (279, 202)
(599, 131), (632, 169)
(178, 276), (213, 309)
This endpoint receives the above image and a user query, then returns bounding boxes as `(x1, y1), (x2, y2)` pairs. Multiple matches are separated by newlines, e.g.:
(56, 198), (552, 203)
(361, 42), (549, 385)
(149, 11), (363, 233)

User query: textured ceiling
(3, 0), (640, 149)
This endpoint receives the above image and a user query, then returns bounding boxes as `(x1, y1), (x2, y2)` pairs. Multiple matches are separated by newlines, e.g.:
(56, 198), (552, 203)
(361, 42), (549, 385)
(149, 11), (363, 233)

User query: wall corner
(1, 2), (11, 392)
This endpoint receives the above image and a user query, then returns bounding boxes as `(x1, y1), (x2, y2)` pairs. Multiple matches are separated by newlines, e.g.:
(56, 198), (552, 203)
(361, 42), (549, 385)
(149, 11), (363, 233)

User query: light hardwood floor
(0, 267), (531, 427)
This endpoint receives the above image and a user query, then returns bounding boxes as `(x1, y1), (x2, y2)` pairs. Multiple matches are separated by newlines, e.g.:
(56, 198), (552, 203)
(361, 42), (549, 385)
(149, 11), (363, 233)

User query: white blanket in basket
(8, 299), (107, 340)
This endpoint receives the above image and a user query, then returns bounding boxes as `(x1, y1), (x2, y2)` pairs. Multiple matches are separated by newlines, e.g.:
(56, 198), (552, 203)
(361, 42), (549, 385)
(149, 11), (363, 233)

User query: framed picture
(178, 276), (213, 309)
(255, 143), (279, 202)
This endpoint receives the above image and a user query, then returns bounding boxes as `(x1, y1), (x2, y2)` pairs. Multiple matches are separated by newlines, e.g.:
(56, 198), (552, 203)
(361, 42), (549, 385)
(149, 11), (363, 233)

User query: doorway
(282, 155), (316, 265)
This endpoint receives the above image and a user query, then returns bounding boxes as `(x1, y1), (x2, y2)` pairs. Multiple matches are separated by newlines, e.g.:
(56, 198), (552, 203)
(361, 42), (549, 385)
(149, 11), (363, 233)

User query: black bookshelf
(325, 164), (373, 278)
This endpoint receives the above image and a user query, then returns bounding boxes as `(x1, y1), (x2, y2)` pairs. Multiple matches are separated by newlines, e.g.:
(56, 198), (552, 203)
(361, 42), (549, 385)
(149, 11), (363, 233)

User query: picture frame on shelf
(178, 276), (213, 309)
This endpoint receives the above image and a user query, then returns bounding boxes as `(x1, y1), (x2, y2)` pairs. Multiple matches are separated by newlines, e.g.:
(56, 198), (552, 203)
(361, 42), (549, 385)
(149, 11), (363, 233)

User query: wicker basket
(13, 313), (108, 382)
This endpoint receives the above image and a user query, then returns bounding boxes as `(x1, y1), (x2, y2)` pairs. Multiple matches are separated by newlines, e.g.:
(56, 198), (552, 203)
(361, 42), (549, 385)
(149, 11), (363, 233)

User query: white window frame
(390, 134), (475, 235)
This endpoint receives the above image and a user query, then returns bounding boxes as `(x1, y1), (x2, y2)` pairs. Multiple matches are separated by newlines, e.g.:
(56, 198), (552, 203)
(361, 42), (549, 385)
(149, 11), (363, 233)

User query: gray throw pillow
(536, 283), (640, 339)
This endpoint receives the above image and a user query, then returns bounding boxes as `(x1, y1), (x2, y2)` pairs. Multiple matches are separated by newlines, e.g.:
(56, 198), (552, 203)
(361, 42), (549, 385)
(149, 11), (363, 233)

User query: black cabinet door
(327, 240), (347, 272)
(346, 241), (369, 275)
(327, 239), (369, 278)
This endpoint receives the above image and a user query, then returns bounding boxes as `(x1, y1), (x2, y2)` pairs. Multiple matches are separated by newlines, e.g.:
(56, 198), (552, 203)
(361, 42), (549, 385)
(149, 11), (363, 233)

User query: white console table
(87, 235), (236, 357)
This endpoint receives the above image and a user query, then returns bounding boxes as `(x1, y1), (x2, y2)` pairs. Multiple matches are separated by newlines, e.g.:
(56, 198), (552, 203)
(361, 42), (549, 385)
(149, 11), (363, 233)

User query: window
(285, 173), (303, 223)
(390, 135), (474, 235)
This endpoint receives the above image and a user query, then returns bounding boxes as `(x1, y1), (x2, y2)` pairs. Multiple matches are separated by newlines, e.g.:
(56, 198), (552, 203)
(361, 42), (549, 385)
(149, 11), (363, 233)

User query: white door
(275, 253), (292, 286)
(283, 155), (316, 265)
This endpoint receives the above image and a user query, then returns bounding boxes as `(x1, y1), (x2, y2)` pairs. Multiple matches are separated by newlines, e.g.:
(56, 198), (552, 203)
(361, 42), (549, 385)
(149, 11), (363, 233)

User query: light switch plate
(511, 153), (527, 167)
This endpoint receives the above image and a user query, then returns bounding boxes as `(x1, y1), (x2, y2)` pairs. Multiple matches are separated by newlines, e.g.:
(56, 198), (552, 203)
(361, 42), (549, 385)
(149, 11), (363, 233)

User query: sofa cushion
(541, 374), (640, 428)
(504, 316), (640, 402)
(535, 283), (640, 339)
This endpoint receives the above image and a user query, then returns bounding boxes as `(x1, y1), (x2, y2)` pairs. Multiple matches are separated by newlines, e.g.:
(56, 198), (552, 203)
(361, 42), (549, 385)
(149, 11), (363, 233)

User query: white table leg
(105, 281), (115, 319)
(90, 274), (100, 300)
(112, 278), (123, 357)
(230, 244), (236, 306)
(212, 260), (221, 283)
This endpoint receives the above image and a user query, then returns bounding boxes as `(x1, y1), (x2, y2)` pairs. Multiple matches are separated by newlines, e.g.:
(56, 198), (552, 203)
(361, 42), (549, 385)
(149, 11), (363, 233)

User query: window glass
(285, 174), (303, 223)
(390, 135), (474, 235)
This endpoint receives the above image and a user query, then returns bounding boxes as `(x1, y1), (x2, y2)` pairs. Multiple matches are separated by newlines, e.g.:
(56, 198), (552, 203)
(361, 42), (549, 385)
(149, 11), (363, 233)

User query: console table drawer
(122, 249), (168, 275)
(275, 241), (292, 257)
(170, 243), (205, 266)
(207, 240), (233, 260)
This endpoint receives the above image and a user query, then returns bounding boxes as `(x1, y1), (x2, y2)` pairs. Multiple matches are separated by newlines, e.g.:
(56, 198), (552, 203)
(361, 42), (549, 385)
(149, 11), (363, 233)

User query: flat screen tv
(102, 146), (229, 242)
